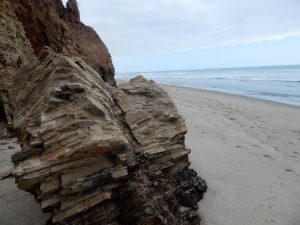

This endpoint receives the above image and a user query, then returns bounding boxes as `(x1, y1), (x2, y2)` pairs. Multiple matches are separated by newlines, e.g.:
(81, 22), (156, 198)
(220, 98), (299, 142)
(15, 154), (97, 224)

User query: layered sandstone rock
(0, 0), (207, 224)
(0, 0), (115, 127)
(0, 0), (33, 126)
(11, 49), (206, 224)
(10, 0), (116, 86)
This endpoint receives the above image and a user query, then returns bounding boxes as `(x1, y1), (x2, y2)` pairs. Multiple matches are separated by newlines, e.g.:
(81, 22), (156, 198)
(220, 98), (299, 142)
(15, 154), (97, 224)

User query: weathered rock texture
(0, 0), (33, 125)
(0, 0), (207, 224)
(10, 0), (116, 86)
(11, 49), (206, 224)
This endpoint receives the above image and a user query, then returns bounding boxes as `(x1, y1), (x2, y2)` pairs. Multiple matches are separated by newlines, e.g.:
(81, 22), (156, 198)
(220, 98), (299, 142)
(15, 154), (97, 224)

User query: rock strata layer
(10, 0), (116, 86)
(0, 0), (33, 125)
(11, 50), (206, 224)
(0, 0), (207, 224)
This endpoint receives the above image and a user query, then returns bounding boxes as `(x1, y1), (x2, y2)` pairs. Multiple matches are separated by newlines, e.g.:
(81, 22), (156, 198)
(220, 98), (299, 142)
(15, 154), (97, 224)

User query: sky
(63, 0), (300, 72)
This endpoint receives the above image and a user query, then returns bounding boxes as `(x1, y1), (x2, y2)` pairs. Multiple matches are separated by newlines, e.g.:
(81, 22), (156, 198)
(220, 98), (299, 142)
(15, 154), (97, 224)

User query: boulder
(11, 51), (206, 224)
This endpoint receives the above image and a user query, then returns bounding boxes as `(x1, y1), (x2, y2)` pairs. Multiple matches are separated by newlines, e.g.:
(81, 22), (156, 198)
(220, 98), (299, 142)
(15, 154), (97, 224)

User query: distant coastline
(117, 64), (300, 106)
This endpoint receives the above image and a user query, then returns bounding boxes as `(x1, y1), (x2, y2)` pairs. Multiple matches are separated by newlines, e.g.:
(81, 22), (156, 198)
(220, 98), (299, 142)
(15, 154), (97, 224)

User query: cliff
(0, 0), (33, 126)
(10, 0), (116, 86)
(0, 0), (207, 224)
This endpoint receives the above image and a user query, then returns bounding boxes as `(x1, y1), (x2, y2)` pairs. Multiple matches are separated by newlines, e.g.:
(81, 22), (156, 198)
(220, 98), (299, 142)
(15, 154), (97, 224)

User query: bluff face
(0, 0), (207, 224)
(10, 0), (116, 86)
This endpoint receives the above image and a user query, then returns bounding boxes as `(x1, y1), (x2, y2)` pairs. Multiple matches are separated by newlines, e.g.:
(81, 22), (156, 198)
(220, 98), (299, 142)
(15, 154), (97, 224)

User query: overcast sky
(63, 0), (300, 72)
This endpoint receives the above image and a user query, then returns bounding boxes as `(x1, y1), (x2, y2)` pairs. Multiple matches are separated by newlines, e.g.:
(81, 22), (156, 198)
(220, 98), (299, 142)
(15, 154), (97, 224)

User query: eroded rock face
(11, 50), (206, 224)
(0, 0), (207, 224)
(0, 0), (33, 125)
(10, 0), (116, 86)
(0, 0), (116, 132)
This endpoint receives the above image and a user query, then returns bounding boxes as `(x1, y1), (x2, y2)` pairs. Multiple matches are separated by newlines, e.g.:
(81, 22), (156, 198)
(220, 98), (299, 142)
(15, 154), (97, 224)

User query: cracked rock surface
(0, 0), (207, 224)
(11, 50), (206, 224)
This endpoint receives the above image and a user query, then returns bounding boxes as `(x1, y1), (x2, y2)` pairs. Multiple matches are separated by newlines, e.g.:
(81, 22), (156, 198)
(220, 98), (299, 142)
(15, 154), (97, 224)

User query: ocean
(117, 65), (300, 106)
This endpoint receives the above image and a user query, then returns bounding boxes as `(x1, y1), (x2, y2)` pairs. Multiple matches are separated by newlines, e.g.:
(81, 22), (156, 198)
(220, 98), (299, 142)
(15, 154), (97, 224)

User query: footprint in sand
(252, 144), (262, 149)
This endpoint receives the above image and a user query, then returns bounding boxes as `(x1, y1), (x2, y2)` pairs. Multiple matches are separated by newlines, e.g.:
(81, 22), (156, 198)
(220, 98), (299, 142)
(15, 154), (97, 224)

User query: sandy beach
(0, 138), (50, 225)
(0, 84), (299, 225)
(162, 85), (300, 225)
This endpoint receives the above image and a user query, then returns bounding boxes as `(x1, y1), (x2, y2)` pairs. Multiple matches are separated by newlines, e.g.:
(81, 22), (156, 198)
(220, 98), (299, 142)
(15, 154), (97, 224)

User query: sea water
(117, 65), (300, 106)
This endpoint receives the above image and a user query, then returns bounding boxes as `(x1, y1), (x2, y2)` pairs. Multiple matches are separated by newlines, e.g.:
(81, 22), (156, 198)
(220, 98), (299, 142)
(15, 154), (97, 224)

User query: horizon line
(116, 63), (300, 75)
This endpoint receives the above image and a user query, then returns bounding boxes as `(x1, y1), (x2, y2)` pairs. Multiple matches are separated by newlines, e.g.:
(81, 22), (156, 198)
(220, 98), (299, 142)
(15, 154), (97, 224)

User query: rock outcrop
(0, 0), (33, 128)
(10, 0), (116, 86)
(11, 49), (206, 224)
(0, 0), (207, 224)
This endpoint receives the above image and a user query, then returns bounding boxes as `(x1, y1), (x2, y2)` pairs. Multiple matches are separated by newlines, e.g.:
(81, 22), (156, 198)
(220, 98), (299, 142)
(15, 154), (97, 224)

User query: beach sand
(0, 138), (50, 225)
(162, 84), (300, 225)
(0, 84), (299, 225)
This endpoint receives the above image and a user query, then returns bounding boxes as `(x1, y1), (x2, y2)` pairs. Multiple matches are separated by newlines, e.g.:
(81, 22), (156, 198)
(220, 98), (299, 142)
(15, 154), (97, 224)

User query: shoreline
(160, 83), (300, 109)
(0, 80), (299, 225)
(162, 84), (300, 225)
(117, 79), (300, 108)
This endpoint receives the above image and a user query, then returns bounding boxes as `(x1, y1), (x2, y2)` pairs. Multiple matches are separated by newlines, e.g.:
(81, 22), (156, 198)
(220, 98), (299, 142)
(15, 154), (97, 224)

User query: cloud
(74, 0), (300, 58)
(165, 31), (300, 54)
